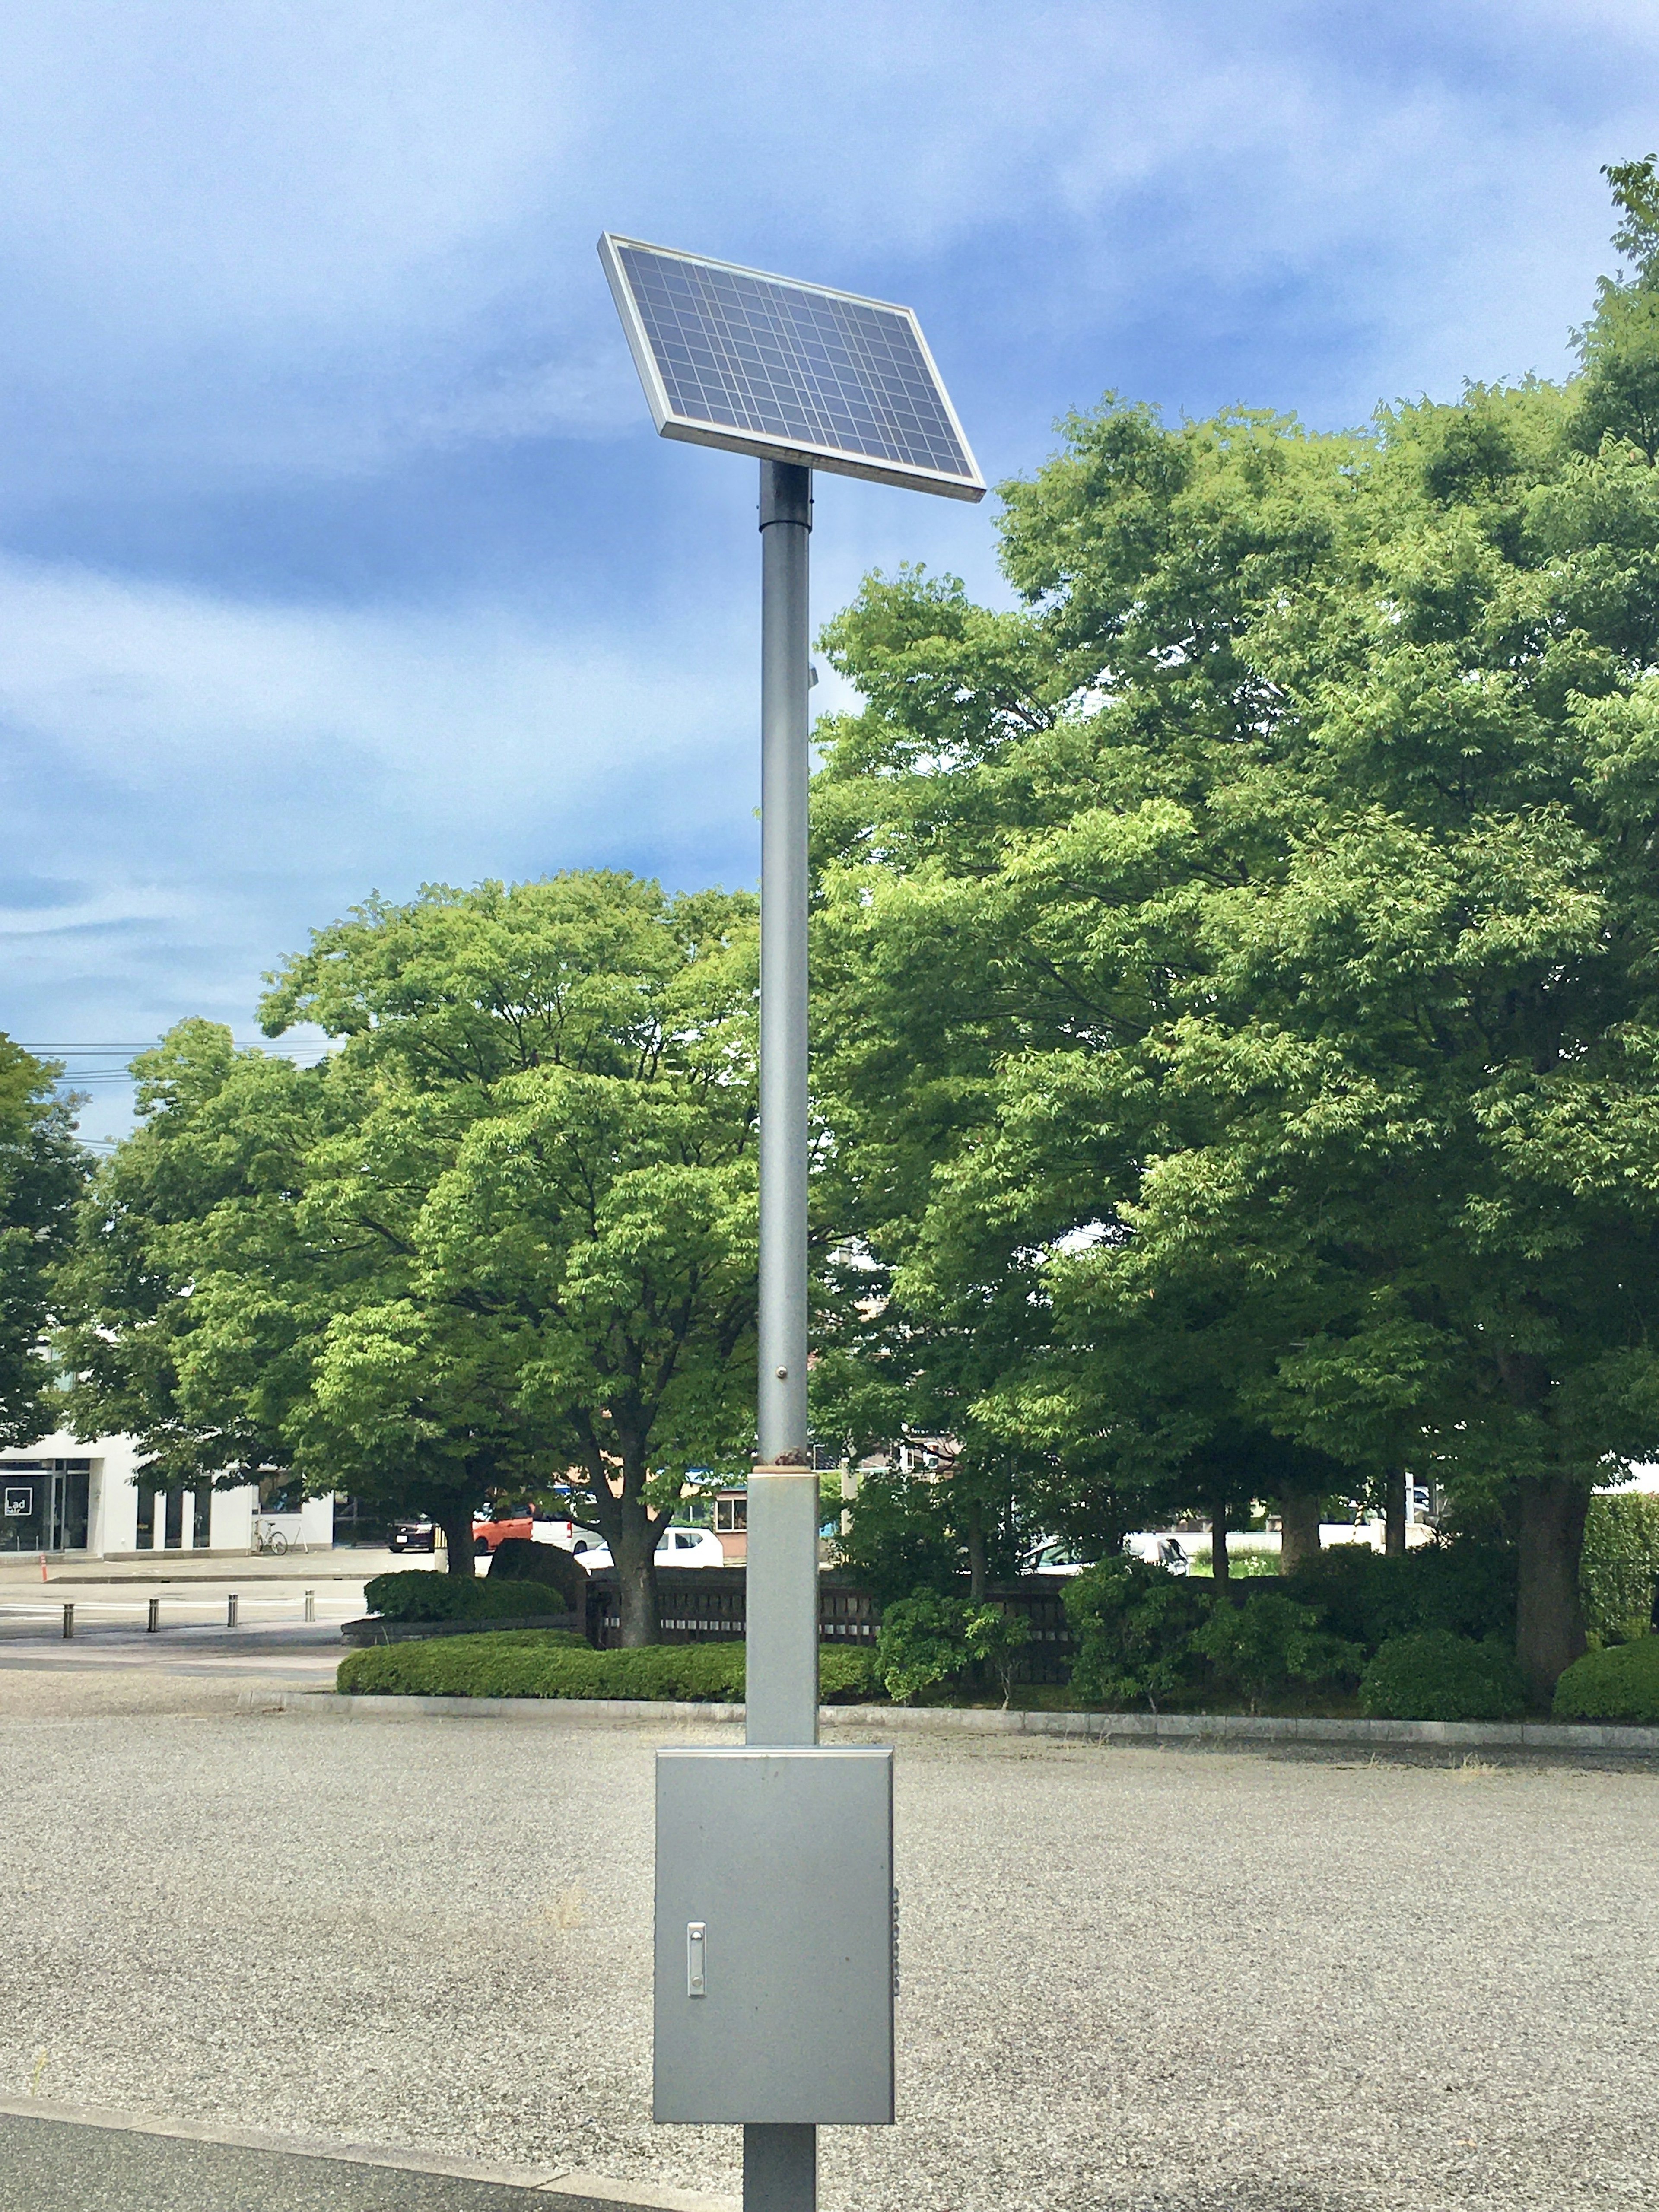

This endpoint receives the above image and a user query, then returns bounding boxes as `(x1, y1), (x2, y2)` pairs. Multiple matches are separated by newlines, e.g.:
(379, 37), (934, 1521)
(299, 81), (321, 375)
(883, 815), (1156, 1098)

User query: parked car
(1123, 1532), (1189, 1575)
(539, 1516), (608, 1556)
(1022, 1535), (1095, 1576)
(471, 1507), (534, 1554)
(388, 1516), (436, 1553)
(575, 1524), (727, 1573)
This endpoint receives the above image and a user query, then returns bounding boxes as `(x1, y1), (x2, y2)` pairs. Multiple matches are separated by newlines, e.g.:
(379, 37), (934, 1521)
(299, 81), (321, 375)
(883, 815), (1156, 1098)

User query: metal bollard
(61, 1602), (74, 1639)
(147, 1597), (160, 1633)
(226, 1593), (239, 1628)
(303, 1590), (316, 1623)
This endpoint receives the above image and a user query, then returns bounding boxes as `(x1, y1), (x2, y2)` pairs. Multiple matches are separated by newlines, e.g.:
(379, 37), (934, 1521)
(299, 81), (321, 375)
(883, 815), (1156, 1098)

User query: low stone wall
(245, 1686), (1659, 1757)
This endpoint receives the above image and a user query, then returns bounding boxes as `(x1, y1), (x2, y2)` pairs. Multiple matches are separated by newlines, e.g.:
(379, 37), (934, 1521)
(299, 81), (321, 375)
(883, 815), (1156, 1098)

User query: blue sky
(3, 0), (1658, 1138)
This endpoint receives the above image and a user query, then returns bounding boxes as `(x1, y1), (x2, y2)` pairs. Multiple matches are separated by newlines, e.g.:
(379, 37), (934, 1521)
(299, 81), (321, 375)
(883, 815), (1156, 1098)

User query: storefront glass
(0, 1462), (91, 1551)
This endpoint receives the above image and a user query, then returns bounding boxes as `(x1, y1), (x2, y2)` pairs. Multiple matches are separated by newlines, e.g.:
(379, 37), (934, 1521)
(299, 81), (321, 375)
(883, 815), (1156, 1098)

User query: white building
(0, 1431), (334, 1558)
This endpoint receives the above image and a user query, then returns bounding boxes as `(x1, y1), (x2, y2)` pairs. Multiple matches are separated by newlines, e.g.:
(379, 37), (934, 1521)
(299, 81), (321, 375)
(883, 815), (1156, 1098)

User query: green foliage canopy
(811, 169), (1659, 1697)
(0, 1037), (88, 1446)
(60, 874), (759, 1642)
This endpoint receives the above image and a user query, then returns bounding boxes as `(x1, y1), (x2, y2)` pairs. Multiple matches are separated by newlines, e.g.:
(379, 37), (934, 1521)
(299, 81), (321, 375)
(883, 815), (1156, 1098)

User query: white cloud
(3, 0), (1656, 492)
(0, 549), (761, 1058)
(0, 550), (745, 802)
(6, 0), (1659, 1122)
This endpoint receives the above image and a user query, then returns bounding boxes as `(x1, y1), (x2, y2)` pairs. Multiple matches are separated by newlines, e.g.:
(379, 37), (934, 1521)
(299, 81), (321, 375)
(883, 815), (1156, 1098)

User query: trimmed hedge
(361, 1570), (577, 1625)
(1287, 1541), (1516, 1649)
(1358, 1631), (1529, 1722)
(337, 1634), (883, 1704)
(1580, 1495), (1659, 1643)
(1552, 1634), (1659, 1724)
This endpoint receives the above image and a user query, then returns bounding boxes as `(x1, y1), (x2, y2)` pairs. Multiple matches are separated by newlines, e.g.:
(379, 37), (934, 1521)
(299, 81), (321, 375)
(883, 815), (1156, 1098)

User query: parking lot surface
(0, 2106), (687, 2212)
(1, 1684), (1655, 2210)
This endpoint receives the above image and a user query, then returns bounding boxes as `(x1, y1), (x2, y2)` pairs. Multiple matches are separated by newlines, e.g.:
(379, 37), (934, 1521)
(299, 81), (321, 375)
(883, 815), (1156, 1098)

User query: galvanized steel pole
(754, 458), (813, 1494)
(745, 457), (818, 2211)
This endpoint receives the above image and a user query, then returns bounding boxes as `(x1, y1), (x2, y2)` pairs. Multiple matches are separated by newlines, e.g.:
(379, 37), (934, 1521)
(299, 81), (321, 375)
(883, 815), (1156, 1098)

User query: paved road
(0, 1574), (361, 1713)
(2, 1692), (1655, 2210)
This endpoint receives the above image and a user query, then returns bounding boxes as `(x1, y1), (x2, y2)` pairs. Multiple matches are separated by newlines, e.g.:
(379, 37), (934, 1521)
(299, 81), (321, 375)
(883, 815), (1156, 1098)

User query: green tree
(1572, 157), (1659, 461)
(0, 1038), (88, 1444)
(811, 168), (1659, 1700)
(60, 875), (759, 1641)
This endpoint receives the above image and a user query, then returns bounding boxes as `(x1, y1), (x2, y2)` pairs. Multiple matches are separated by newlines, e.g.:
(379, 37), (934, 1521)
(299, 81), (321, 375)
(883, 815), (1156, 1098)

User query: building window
(714, 1495), (747, 1534)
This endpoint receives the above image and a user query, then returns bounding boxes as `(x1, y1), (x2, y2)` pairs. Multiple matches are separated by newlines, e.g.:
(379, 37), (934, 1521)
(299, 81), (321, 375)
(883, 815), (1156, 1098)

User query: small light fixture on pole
(601, 234), (984, 2212)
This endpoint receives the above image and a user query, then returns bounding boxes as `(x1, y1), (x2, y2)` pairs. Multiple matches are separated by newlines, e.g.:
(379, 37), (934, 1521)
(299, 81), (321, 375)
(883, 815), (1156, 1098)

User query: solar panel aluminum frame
(599, 233), (986, 502)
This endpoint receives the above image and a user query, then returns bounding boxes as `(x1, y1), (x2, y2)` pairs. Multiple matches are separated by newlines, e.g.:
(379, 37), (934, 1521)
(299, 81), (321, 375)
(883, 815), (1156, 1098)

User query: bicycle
(251, 1519), (289, 1556)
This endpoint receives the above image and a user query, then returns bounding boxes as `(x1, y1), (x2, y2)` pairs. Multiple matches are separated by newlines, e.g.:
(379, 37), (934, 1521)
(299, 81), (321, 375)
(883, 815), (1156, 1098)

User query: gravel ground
(2, 1697), (1656, 2211)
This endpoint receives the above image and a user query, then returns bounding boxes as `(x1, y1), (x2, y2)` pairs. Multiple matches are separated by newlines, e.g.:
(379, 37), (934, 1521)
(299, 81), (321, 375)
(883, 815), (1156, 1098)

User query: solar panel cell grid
(612, 242), (977, 489)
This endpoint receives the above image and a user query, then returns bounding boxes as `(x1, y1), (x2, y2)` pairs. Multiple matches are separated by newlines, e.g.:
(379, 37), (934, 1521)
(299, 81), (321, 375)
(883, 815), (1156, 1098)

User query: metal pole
(746, 457), (818, 2212)
(147, 1597), (159, 1633)
(304, 1589), (316, 1624)
(226, 1592), (239, 1629)
(61, 1602), (74, 1640)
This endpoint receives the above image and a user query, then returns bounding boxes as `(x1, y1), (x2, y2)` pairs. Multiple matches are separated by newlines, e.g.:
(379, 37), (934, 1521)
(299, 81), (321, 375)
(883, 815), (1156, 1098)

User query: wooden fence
(582, 1567), (1077, 1684)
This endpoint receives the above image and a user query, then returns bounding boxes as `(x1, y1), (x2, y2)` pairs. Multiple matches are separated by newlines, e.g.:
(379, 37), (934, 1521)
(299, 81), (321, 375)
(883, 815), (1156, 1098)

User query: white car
(1022, 1535), (1094, 1576)
(570, 1524), (726, 1573)
(537, 1516), (607, 1555)
(1122, 1532), (1189, 1576)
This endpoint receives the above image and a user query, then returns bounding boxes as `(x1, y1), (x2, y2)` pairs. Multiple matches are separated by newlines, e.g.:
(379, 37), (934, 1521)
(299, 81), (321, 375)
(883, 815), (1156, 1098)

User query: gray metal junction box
(653, 1745), (896, 2125)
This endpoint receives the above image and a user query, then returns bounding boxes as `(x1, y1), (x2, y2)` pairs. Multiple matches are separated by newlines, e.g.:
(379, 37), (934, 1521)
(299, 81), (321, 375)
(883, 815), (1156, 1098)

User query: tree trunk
(1515, 1475), (1589, 1703)
(966, 1515), (988, 1604)
(439, 1503), (478, 1576)
(1383, 1466), (1407, 1559)
(1278, 1488), (1322, 1574)
(613, 1507), (662, 1646)
(1210, 1496), (1230, 1584)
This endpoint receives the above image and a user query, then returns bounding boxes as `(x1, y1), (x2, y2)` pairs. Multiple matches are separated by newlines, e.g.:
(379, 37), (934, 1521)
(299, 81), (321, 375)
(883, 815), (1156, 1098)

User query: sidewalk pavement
(0, 1547), (415, 1586)
(0, 2101), (736, 2212)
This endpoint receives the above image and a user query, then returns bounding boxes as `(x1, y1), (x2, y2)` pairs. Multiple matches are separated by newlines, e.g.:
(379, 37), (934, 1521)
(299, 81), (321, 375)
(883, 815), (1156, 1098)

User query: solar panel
(600, 236), (985, 502)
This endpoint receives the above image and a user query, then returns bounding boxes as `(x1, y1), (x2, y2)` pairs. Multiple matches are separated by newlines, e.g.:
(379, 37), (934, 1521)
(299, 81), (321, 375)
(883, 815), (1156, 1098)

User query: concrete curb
(0, 2092), (737, 2211)
(236, 1688), (1659, 1754)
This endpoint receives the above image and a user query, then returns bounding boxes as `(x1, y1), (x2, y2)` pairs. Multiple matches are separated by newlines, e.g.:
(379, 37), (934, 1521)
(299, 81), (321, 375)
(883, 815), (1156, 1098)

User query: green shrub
(486, 1536), (587, 1610)
(1552, 1635), (1659, 1723)
(874, 1590), (1029, 1704)
(340, 1633), (741, 1700)
(1063, 1559), (1210, 1710)
(1286, 1539), (1516, 1652)
(819, 1648), (885, 1702)
(338, 1635), (885, 1704)
(1192, 1590), (1362, 1711)
(362, 1570), (579, 1625)
(1358, 1631), (1529, 1722)
(1580, 1495), (1659, 1644)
